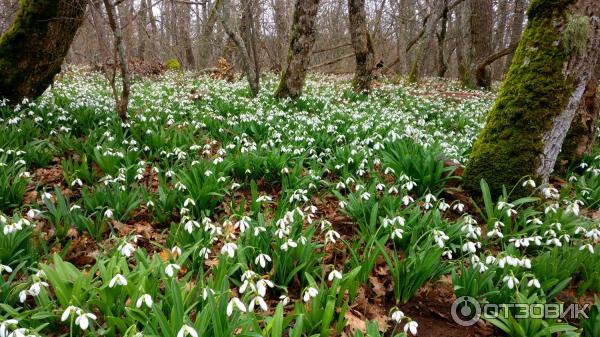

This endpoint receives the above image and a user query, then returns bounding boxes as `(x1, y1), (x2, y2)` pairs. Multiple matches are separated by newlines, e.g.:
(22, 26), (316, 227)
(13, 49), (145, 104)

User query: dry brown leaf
(369, 276), (387, 297)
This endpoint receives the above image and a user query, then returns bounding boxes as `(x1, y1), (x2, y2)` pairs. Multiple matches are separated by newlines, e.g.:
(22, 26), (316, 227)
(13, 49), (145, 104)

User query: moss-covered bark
(463, 0), (600, 195)
(0, 0), (87, 104)
(274, 0), (320, 100)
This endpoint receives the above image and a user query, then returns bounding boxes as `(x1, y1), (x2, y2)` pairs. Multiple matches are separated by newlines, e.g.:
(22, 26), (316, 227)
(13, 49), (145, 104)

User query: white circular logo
(451, 296), (481, 326)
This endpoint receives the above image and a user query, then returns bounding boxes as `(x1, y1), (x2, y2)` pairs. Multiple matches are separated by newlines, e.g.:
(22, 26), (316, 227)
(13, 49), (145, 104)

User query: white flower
(281, 239), (297, 251)
(404, 320), (418, 335)
(324, 230), (340, 244)
(248, 296), (268, 312)
(177, 324), (198, 337)
(527, 278), (541, 289)
(391, 310), (405, 322)
(503, 275), (520, 289)
(0, 319), (18, 337)
(522, 179), (536, 188)
(136, 294), (153, 308)
(104, 209), (114, 218)
(255, 254), (271, 268)
(580, 244), (595, 254)
(75, 311), (97, 330)
(328, 270), (343, 281)
(165, 264), (181, 277)
(0, 264), (12, 274)
(303, 287), (319, 302)
(109, 274), (128, 288)
(226, 297), (247, 316)
(118, 242), (135, 257)
(221, 242), (238, 258)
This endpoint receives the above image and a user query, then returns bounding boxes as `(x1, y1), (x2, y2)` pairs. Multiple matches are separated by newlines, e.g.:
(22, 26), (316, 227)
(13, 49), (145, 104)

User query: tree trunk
(0, 0), (87, 104)
(274, 0), (320, 100)
(463, 0), (600, 195)
(348, 0), (375, 93)
(504, 0), (525, 72)
(103, 0), (131, 121)
(467, 0), (493, 88)
(219, 0), (260, 96)
(436, 0), (449, 77)
(558, 63), (600, 169)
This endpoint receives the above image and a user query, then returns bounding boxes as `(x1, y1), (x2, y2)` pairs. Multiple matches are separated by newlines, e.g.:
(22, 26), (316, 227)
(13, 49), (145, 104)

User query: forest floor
(0, 71), (599, 337)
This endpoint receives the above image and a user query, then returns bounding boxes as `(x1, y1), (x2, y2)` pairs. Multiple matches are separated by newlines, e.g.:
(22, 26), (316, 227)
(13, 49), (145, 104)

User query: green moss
(407, 58), (418, 84)
(463, 0), (574, 195)
(527, 0), (575, 20)
(561, 15), (590, 55)
(165, 59), (181, 71)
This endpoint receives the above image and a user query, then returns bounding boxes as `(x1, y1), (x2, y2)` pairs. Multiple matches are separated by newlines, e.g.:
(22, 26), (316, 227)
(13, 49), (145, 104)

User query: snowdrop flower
(183, 198), (196, 207)
(442, 250), (453, 259)
(391, 228), (404, 240)
(221, 242), (238, 258)
(256, 279), (274, 297)
(255, 254), (271, 268)
(171, 246), (182, 256)
(199, 247), (211, 259)
(462, 241), (479, 253)
(452, 202), (465, 213)
(165, 264), (181, 277)
(402, 195), (414, 205)
(235, 216), (251, 233)
(248, 296), (268, 312)
(487, 228), (503, 239)
(433, 230), (449, 248)
(527, 278), (541, 289)
(391, 310), (405, 322)
(75, 311), (97, 330)
(324, 230), (340, 244)
(136, 294), (153, 308)
(0, 264), (12, 274)
(177, 324), (198, 337)
(503, 275), (520, 289)
(226, 297), (247, 316)
(60, 306), (79, 322)
(328, 270), (343, 281)
(118, 242), (135, 257)
(580, 244), (595, 254)
(104, 209), (114, 219)
(256, 195), (272, 203)
(109, 274), (128, 288)
(303, 287), (319, 302)
(281, 239), (297, 251)
(0, 319), (18, 337)
(522, 179), (536, 188)
(404, 320), (418, 335)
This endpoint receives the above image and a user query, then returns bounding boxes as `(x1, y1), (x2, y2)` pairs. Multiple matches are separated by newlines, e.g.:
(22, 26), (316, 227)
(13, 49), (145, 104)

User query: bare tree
(218, 0), (260, 96)
(467, 0), (493, 88)
(348, 0), (375, 93)
(103, 0), (132, 121)
(274, 0), (320, 99)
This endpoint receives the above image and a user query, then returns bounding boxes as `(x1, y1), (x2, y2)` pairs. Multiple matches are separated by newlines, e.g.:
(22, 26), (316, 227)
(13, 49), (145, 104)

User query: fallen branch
(309, 53), (355, 70)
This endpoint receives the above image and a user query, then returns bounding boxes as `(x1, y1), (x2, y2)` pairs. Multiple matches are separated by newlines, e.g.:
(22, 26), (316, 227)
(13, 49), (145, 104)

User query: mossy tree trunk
(463, 0), (600, 195)
(348, 0), (375, 93)
(274, 0), (320, 100)
(557, 62), (600, 170)
(0, 0), (87, 104)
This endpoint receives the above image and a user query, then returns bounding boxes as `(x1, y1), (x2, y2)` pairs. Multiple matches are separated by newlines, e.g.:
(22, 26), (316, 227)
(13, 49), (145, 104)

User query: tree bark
(0, 0), (87, 104)
(467, 0), (493, 88)
(558, 62), (600, 170)
(274, 0), (320, 100)
(218, 0), (260, 96)
(463, 0), (600, 195)
(348, 0), (375, 93)
(103, 0), (131, 121)
(436, 0), (449, 77)
(504, 0), (525, 72)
